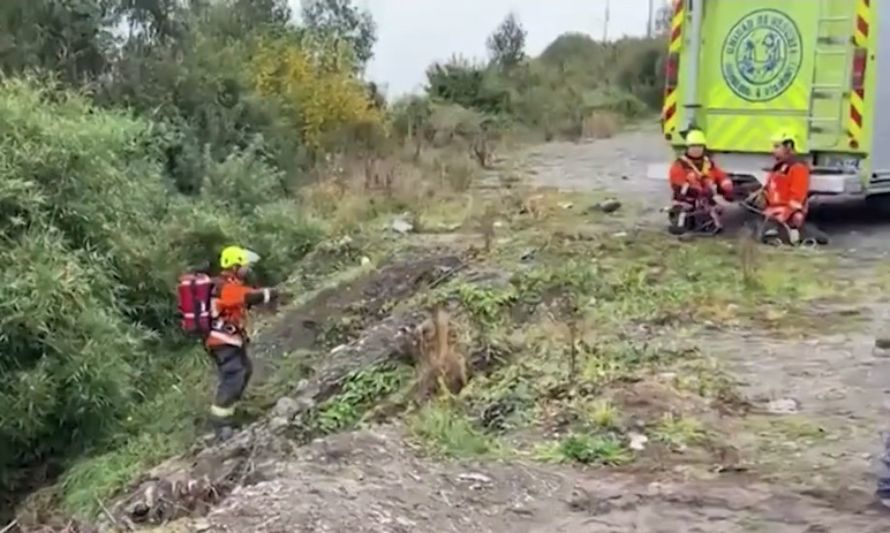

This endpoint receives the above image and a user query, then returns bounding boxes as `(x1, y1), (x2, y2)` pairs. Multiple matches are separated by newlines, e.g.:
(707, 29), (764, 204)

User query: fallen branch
(97, 498), (126, 532)
(0, 520), (17, 533)
(427, 261), (467, 290)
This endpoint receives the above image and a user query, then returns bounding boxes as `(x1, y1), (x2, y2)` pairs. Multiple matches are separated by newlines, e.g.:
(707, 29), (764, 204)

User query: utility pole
(602, 0), (611, 42)
(647, 0), (655, 37)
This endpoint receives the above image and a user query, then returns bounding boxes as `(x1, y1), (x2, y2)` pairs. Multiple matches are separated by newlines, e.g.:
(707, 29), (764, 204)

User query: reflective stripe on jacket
(205, 274), (273, 348)
(668, 155), (729, 200)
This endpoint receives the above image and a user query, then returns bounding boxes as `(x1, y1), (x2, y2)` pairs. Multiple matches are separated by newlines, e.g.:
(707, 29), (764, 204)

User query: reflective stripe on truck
(848, 0), (872, 150)
(662, 0), (684, 139)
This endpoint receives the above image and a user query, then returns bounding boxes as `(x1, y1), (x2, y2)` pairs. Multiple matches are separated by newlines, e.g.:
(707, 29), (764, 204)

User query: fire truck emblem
(721, 9), (803, 102)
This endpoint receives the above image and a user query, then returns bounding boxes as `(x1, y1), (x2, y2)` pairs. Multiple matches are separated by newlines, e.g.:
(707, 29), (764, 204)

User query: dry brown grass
(470, 131), (494, 169)
(479, 204), (498, 254)
(302, 154), (454, 230)
(302, 140), (491, 237)
(738, 225), (761, 289)
(518, 186), (561, 220)
(430, 147), (477, 193)
(409, 307), (468, 400)
(582, 110), (622, 139)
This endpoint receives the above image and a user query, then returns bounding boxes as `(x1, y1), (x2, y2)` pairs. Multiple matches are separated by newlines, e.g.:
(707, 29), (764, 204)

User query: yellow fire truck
(652, 0), (890, 200)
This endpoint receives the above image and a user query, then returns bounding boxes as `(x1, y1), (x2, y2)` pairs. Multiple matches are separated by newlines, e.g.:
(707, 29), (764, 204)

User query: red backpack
(177, 271), (214, 336)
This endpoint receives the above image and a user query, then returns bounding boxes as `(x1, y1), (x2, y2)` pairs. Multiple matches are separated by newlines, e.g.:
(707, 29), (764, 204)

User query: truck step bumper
(810, 173), (863, 195)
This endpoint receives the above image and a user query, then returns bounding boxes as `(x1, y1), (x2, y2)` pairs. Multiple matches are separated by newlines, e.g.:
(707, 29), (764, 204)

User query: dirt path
(710, 318), (890, 495)
(521, 126), (669, 219)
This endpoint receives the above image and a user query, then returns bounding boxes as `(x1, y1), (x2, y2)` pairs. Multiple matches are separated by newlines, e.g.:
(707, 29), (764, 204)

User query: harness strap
(679, 155), (712, 178)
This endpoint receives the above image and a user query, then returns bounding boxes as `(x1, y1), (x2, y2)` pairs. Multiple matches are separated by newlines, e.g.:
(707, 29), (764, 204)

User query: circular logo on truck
(721, 9), (803, 102)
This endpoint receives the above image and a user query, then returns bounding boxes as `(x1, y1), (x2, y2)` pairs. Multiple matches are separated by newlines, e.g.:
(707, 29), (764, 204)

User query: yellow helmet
(685, 129), (707, 147)
(219, 246), (260, 269)
(771, 130), (799, 150)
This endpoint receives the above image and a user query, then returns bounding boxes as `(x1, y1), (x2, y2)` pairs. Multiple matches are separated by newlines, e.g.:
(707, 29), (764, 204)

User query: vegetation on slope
(0, 0), (677, 521)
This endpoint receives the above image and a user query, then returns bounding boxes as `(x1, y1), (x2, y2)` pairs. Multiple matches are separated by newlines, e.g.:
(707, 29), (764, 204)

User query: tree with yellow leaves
(251, 35), (384, 153)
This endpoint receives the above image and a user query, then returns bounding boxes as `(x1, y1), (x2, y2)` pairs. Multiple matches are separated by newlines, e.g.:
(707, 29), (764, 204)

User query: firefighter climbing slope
(178, 246), (288, 441)
(667, 129), (734, 235)
(209, 246), (288, 440)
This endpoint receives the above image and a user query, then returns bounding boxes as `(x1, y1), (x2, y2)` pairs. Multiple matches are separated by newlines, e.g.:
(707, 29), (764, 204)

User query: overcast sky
(291, 0), (662, 96)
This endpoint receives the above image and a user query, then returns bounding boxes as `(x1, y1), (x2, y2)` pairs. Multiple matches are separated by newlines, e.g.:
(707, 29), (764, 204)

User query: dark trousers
(742, 210), (829, 246)
(209, 345), (253, 427)
(878, 435), (890, 499)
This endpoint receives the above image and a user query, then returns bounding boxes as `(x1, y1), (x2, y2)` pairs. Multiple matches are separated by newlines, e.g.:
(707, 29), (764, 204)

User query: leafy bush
(0, 78), (321, 494)
(539, 33), (605, 67)
(201, 143), (288, 216)
(428, 103), (485, 146)
(248, 200), (325, 284)
(426, 57), (511, 115)
(96, 1), (301, 196)
(426, 28), (665, 140)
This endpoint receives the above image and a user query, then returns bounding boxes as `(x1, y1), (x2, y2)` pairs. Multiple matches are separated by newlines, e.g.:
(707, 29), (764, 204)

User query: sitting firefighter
(667, 129), (734, 235)
(745, 130), (820, 246)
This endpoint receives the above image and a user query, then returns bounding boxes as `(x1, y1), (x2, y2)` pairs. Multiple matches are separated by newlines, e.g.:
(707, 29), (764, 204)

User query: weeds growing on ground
(652, 414), (708, 451)
(398, 200), (854, 479)
(456, 283), (518, 333)
(51, 351), (210, 518)
(296, 364), (413, 439)
(463, 364), (537, 432)
(408, 402), (499, 458)
(537, 434), (631, 466)
(586, 399), (620, 430)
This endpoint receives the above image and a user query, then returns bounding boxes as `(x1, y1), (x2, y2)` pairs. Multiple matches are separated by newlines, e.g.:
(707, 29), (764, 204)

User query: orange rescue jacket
(668, 155), (730, 200)
(765, 159), (810, 213)
(205, 273), (274, 348)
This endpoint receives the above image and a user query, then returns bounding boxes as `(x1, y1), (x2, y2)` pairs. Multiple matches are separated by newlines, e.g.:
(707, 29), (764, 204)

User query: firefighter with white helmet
(666, 129), (734, 235)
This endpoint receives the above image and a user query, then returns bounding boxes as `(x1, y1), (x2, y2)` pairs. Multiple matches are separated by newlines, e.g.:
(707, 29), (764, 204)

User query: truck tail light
(851, 47), (867, 92)
(665, 52), (680, 91)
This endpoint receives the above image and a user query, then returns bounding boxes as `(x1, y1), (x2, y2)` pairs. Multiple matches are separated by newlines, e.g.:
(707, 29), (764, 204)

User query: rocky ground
(29, 125), (890, 532)
(197, 429), (887, 533)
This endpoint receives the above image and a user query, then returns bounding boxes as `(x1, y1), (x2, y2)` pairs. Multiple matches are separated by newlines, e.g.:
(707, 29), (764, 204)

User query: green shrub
(540, 434), (631, 466)
(391, 95), (434, 142)
(425, 31), (666, 136)
(0, 230), (145, 478)
(201, 143), (288, 215)
(428, 103), (485, 146)
(248, 200), (325, 284)
(0, 78), (320, 495)
(409, 403), (498, 457)
(426, 57), (511, 115)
